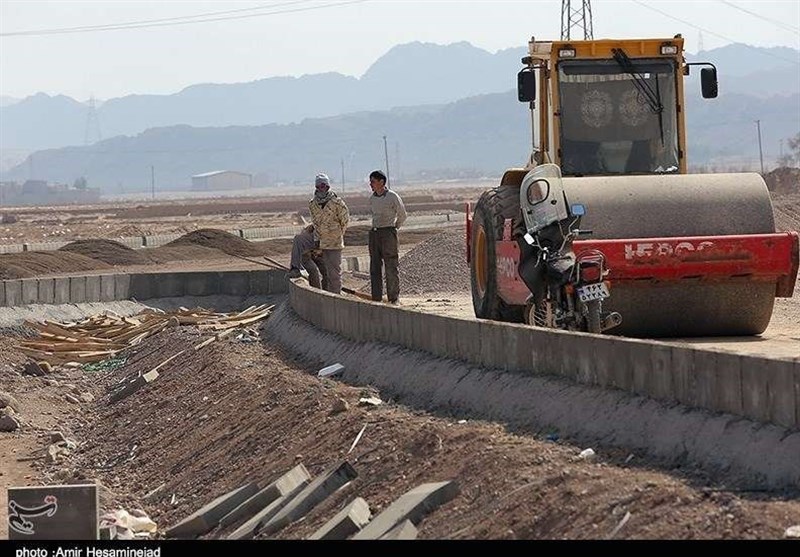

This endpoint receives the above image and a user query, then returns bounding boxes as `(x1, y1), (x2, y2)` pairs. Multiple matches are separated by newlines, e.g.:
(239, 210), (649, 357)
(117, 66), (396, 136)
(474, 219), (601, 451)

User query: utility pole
(395, 141), (400, 185)
(151, 165), (155, 200)
(340, 157), (345, 194)
(561, 0), (593, 40)
(382, 135), (390, 186)
(755, 120), (764, 174)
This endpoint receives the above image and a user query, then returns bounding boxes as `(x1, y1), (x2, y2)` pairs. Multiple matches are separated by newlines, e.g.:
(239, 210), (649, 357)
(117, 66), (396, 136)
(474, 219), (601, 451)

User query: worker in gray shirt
(368, 169), (407, 304)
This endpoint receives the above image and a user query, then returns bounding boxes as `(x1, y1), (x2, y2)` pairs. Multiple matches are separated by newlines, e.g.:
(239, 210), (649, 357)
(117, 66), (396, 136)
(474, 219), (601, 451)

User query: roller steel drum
(561, 173), (777, 337)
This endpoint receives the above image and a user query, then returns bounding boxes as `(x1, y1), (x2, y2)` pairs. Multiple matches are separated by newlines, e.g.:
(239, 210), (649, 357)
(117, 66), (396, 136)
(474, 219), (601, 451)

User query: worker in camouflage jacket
(306, 173), (349, 295)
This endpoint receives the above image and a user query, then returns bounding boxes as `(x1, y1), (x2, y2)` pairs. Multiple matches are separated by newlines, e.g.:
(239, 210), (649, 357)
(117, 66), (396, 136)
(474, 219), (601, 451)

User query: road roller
(467, 34), (799, 337)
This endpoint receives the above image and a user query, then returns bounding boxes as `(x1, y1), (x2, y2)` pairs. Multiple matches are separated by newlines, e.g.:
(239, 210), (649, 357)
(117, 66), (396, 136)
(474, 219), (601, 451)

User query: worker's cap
(315, 173), (330, 189)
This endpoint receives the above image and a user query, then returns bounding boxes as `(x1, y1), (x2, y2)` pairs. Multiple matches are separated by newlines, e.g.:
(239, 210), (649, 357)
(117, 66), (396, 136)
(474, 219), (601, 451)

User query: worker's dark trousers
(321, 249), (342, 295)
(369, 227), (399, 302)
(291, 228), (327, 289)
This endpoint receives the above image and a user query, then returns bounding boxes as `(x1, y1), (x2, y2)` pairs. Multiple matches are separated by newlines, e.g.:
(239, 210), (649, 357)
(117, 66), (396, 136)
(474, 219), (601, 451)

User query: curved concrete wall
(288, 280), (800, 431)
(0, 270), (287, 308)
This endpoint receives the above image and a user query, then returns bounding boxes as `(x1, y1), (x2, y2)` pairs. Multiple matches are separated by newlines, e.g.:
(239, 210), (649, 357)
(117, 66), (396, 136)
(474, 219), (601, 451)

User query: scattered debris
(22, 360), (47, 376)
(18, 304), (274, 366)
(786, 525), (800, 539)
(142, 483), (166, 502)
(578, 448), (596, 461)
(331, 398), (349, 414)
(318, 363), (344, 378)
(348, 424), (368, 454)
(0, 390), (21, 412)
(457, 419), (468, 424)
(358, 396), (383, 406)
(0, 408), (20, 432)
(607, 511), (631, 539)
(99, 508), (157, 540)
(545, 433), (560, 442)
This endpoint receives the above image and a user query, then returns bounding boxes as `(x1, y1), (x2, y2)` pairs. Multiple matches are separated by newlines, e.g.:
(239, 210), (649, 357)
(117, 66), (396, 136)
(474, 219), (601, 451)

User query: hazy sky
(1, 0), (798, 101)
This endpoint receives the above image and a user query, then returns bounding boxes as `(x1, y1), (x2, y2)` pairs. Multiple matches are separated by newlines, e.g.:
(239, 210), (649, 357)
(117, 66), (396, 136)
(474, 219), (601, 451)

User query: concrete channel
(1, 270), (798, 488)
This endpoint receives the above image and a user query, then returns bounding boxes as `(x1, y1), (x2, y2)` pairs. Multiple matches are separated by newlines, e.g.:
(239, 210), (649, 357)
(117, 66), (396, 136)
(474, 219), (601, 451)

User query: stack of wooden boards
(18, 304), (274, 366)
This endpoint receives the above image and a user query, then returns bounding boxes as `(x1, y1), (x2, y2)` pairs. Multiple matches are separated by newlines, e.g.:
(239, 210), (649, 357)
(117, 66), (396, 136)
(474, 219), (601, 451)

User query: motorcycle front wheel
(525, 298), (556, 328)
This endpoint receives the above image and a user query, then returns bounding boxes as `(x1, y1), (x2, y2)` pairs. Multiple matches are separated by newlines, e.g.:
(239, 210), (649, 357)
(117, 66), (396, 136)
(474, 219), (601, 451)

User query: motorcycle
(516, 164), (622, 334)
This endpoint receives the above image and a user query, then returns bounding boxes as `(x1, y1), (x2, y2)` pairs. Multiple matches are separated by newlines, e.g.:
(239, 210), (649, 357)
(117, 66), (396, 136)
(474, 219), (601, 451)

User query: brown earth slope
(2, 322), (799, 540)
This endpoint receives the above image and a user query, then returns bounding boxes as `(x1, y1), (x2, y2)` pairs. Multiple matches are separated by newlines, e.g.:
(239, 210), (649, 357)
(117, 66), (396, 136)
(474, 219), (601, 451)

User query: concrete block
(307, 497), (371, 540)
(100, 275), (115, 302)
(453, 318), (482, 366)
(269, 270), (289, 294)
(535, 329), (571, 381)
(248, 271), (270, 296)
(589, 335), (617, 388)
(21, 278), (38, 305)
(54, 278), (70, 305)
(317, 292), (337, 332)
(394, 307), (417, 350)
(796, 361), (800, 429)
(712, 351), (743, 416)
(0, 281), (5, 307)
(478, 320), (507, 370)
(572, 334), (602, 386)
(69, 276), (87, 304)
(355, 300), (378, 342)
(7, 483), (98, 540)
(165, 482), (259, 539)
(219, 464), (311, 531)
(219, 271), (250, 296)
(742, 357), (796, 428)
(379, 519), (418, 540)
(605, 337), (633, 392)
(185, 272), (218, 297)
(4, 280), (22, 307)
(500, 324), (527, 372)
(424, 314), (450, 360)
(129, 274), (155, 300)
(114, 274), (131, 301)
(352, 480), (459, 540)
(85, 275), (101, 302)
(226, 481), (308, 540)
(647, 343), (674, 402)
(155, 273), (185, 298)
(410, 310), (431, 353)
(38, 278), (55, 305)
(259, 460), (358, 536)
(671, 346), (695, 408)
(377, 304), (401, 346)
(557, 331), (591, 384)
(691, 349), (717, 410)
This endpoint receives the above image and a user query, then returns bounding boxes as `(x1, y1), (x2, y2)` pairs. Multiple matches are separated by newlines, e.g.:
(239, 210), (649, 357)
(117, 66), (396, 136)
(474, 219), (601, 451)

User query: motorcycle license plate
(577, 282), (609, 302)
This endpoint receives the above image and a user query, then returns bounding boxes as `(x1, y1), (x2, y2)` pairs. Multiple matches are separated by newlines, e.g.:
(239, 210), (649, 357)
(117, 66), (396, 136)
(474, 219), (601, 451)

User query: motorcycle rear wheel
(585, 299), (602, 334)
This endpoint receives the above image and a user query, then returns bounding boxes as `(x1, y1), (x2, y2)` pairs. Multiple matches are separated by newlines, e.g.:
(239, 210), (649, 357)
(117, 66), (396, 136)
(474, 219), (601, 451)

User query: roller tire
(470, 185), (525, 322)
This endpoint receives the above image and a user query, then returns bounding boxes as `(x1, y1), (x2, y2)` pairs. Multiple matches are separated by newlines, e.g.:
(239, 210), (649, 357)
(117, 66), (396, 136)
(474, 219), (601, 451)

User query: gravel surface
(399, 226), (470, 295)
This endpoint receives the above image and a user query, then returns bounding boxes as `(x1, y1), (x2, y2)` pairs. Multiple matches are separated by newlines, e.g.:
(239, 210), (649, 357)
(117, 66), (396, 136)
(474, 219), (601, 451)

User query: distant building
(191, 170), (253, 192)
(0, 180), (99, 206)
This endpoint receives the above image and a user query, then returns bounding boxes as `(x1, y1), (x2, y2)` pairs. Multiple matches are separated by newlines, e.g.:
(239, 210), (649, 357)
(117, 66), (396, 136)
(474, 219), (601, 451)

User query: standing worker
(368, 169), (407, 304)
(307, 173), (349, 295)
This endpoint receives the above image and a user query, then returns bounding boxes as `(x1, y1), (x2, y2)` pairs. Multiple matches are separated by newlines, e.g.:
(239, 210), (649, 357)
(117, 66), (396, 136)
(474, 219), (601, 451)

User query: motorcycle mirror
(570, 203), (586, 216)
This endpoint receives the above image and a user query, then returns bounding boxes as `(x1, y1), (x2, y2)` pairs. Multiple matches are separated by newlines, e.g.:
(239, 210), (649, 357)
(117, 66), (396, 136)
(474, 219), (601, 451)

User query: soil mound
(0, 251), (111, 280)
(59, 239), (152, 266)
(164, 228), (261, 257)
(763, 167), (800, 195)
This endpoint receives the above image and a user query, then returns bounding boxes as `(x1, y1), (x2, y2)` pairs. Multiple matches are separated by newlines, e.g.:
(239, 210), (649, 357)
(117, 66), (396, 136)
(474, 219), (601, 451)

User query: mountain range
(1, 41), (798, 192)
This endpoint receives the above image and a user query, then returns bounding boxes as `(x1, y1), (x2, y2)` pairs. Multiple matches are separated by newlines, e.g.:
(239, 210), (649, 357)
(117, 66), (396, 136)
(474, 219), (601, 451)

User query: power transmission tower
(561, 0), (593, 40)
(84, 96), (102, 145)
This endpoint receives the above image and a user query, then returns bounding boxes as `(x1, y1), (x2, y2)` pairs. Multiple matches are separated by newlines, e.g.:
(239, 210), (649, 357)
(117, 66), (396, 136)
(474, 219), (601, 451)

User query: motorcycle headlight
(527, 179), (548, 204)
